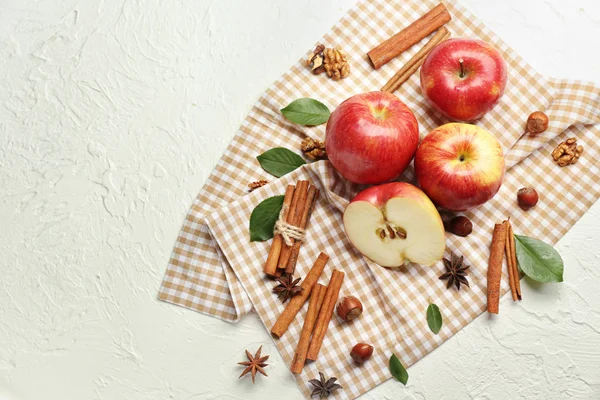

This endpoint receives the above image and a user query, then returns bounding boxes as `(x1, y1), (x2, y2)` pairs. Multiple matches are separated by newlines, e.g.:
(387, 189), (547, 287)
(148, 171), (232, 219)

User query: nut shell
(336, 296), (363, 322)
(526, 111), (549, 134)
(445, 216), (473, 237)
(306, 44), (326, 75)
(350, 343), (374, 364)
(517, 187), (539, 210)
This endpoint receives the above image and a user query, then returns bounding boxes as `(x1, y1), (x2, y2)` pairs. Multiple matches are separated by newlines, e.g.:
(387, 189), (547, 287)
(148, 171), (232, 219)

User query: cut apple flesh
(343, 198), (445, 267)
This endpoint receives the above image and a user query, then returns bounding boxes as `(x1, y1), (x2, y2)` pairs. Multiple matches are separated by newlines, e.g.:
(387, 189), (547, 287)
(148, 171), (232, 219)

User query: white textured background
(1, 0), (599, 399)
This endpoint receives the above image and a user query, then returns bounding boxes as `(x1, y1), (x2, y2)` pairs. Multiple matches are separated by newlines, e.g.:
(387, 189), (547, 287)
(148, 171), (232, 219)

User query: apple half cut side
(343, 182), (445, 268)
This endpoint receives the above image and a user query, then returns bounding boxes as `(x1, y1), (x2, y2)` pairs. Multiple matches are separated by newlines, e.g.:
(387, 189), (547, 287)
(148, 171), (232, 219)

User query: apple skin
(420, 38), (507, 121)
(344, 182), (445, 267)
(350, 181), (434, 208)
(414, 123), (505, 211)
(325, 91), (419, 184)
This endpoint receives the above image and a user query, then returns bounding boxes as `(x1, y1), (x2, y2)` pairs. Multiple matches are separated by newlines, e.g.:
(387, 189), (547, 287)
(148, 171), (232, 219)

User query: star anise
(237, 345), (269, 384)
(439, 253), (470, 290)
(309, 372), (342, 398)
(272, 273), (303, 303)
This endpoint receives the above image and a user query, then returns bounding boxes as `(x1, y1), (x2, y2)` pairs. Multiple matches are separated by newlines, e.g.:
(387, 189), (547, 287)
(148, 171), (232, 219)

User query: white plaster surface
(1, 0), (599, 399)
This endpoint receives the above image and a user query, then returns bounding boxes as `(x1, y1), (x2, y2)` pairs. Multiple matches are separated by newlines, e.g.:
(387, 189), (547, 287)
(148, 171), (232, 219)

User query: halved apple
(343, 182), (445, 267)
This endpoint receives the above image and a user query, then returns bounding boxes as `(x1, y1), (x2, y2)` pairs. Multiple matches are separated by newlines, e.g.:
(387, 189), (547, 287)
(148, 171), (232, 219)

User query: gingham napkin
(159, 0), (600, 398)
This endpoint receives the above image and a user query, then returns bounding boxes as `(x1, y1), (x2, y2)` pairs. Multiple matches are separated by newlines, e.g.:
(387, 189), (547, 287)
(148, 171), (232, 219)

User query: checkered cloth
(159, 0), (600, 398)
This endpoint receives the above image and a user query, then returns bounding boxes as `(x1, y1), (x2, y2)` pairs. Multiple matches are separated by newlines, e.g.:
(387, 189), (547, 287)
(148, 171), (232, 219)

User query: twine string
(273, 205), (305, 246)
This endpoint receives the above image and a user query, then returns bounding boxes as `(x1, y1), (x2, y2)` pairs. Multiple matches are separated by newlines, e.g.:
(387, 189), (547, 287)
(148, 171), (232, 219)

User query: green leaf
(249, 195), (284, 242)
(389, 354), (408, 385)
(426, 303), (442, 334)
(514, 234), (564, 283)
(280, 98), (330, 126)
(256, 147), (306, 178)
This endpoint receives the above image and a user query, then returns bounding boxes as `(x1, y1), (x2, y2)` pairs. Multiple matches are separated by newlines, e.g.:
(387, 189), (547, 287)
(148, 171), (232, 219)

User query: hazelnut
(517, 187), (538, 210)
(336, 296), (363, 321)
(444, 216), (473, 237)
(350, 343), (374, 364)
(526, 111), (549, 135)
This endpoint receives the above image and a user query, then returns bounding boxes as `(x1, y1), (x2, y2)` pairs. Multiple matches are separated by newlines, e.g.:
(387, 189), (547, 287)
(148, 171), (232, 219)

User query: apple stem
(459, 58), (465, 78)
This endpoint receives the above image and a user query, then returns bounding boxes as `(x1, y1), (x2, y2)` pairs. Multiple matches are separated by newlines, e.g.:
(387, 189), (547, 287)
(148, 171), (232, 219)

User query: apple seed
(386, 224), (396, 239)
(395, 227), (407, 239)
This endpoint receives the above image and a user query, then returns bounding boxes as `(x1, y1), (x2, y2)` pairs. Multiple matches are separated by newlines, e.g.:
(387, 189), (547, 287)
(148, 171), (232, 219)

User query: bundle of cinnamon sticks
(367, 3), (452, 93)
(487, 219), (522, 314)
(263, 180), (319, 278)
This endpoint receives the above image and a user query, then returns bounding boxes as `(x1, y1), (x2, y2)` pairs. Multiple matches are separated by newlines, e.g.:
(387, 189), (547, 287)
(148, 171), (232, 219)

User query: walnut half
(551, 137), (583, 167)
(306, 44), (350, 80)
(301, 137), (327, 161)
(323, 47), (350, 81)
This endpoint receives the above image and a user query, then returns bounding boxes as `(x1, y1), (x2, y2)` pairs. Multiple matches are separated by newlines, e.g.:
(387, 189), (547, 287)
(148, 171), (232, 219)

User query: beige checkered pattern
(160, 0), (600, 397)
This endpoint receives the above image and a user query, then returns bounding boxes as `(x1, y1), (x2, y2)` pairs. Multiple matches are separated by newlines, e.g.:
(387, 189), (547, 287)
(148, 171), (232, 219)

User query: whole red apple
(325, 92), (419, 184)
(420, 38), (507, 121)
(414, 123), (505, 211)
(343, 182), (445, 267)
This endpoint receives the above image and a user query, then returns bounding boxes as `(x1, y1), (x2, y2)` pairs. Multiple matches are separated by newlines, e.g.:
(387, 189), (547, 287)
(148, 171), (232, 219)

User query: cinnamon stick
(290, 284), (326, 374)
(276, 180), (310, 273)
(368, 3), (452, 69)
(306, 269), (345, 361)
(271, 253), (329, 338)
(263, 185), (296, 276)
(487, 221), (507, 314)
(504, 220), (518, 301)
(381, 27), (450, 93)
(285, 186), (319, 275)
(273, 265), (284, 278)
(507, 222), (522, 300)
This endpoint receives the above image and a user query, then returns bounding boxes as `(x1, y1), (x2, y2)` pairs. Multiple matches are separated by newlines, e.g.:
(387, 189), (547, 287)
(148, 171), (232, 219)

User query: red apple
(420, 38), (507, 121)
(325, 92), (419, 184)
(343, 182), (445, 267)
(414, 123), (505, 211)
